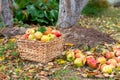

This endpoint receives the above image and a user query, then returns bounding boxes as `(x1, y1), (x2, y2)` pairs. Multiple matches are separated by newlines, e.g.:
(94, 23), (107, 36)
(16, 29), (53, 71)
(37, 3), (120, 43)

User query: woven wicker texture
(17, 36), (64, 63)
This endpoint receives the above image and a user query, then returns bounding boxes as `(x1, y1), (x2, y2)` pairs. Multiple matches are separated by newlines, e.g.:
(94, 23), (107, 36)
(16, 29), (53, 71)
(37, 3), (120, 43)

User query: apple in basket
(21, 34), (29, 39)
(47, 34), (55, 40)
(52, 30), (61, 37)
(41, 35), (50, 42)
(28, 34), (36, 40)
(26, 28), (35, 34)
(34, 31), (43, 39)
(43, 27), (52, 35)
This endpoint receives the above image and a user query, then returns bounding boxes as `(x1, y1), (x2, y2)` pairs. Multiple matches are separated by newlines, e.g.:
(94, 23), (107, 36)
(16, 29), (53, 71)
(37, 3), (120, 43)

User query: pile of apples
(20, 27), (61, 42)
(66, 47), (120, 74)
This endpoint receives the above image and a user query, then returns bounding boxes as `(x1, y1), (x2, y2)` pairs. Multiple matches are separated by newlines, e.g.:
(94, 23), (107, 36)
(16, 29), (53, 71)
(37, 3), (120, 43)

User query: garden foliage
(13, 0), (59, 26)
(82, 0), (111, 16)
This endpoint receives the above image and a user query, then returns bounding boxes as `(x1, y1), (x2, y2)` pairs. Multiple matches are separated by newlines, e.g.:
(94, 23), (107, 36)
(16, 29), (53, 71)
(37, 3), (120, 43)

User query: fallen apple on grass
(86, 56), (98, 69)
(97, 56), (106, 64)
(105, 52), (114, 59)
(106, 59), (117, 67)
(66, 51), (75, 61)
(74, 58), (86, 67)
(113, 48), (120, 57)
(101, 65), (113, 74)
(75, 52), (83, 58)
(74, 49), (81, 54)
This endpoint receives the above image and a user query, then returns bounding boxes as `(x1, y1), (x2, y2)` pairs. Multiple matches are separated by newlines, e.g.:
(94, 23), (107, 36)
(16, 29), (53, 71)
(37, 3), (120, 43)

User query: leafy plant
(13, 0), (59, 26)
(82, 0), (111, 16)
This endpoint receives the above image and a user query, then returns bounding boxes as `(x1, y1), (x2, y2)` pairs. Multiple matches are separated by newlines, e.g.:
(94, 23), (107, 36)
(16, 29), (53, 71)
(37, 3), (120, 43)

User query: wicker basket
(16, 36), (64, 63)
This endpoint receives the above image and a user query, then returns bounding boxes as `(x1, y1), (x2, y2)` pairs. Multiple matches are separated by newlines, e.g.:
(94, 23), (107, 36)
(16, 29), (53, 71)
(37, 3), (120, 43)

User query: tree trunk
(0, 0), (24, 37)
(1, 0), (13, 27)
(57, 0), (88, 28)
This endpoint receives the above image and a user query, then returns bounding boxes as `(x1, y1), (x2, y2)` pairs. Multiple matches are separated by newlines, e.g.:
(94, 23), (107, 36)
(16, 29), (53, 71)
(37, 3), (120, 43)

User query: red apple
(87, 59), (98, 69)
(75, 52), (84, 58)
(105, 52), (114, 59)
(74, 49), (81, 54)
(86, 56), (95, 61)
(86, 56), (97, 69)
(97, 56), (106, 64)
(52, 30), (61, 37)
(106, 59), (117, 67)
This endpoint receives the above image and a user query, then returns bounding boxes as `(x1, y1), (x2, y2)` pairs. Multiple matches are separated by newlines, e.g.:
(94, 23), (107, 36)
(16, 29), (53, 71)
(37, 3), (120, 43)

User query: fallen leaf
(0, 56), (5, 62)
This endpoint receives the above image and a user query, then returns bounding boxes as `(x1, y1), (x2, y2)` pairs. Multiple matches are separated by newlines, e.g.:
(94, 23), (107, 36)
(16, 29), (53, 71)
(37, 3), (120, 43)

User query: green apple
(34, 31), (43, 39)
(74, 58), (85, 67)
(66, 51), (75, 61)
(41, 35), (50, 42)
(47, 34), (55, 40)
(28, 34), (35, 40)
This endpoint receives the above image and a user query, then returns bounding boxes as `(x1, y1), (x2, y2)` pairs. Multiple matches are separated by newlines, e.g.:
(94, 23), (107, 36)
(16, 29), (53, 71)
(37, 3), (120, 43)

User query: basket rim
(16, 34), (64, 45)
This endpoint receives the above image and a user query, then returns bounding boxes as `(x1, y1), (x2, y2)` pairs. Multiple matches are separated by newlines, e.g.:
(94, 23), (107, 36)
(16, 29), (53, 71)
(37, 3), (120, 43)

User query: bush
(82, 0), (111, 16)
(13, 0), (59, 26)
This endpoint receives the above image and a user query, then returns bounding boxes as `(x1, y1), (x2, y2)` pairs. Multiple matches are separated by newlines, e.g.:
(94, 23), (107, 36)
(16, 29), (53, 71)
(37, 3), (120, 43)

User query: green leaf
(24, 76), (30, 80)
(12, 0), (19, 9)
(37, 26), (46, 33)
(11, 51), (19, 57)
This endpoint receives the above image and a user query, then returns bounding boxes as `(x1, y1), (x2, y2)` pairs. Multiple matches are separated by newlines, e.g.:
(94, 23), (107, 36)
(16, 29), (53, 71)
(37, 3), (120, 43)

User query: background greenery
(82, 0), (111, 16)
(0, 0), (112, 27)
(13, 0), (59, 26)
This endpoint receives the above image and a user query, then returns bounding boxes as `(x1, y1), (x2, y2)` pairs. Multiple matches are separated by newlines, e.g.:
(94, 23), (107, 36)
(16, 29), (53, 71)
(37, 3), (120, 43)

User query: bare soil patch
(59, 26), (116, 48)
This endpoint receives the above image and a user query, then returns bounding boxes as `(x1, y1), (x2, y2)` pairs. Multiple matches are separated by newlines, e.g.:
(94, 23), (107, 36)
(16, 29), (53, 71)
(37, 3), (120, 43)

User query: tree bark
(1, 0), (13, 27)
(57, 0), (88, 28)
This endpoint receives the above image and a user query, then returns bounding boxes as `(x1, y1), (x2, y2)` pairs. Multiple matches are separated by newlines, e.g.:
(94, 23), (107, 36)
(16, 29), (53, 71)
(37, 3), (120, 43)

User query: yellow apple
(101, 65), (113, 74)
(26, 28), (35, 34)
(66, 51), (75, 61)
(34, 31), (43, 39)
(97, 56), (106, 64)
(41, 35), (50, 42)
